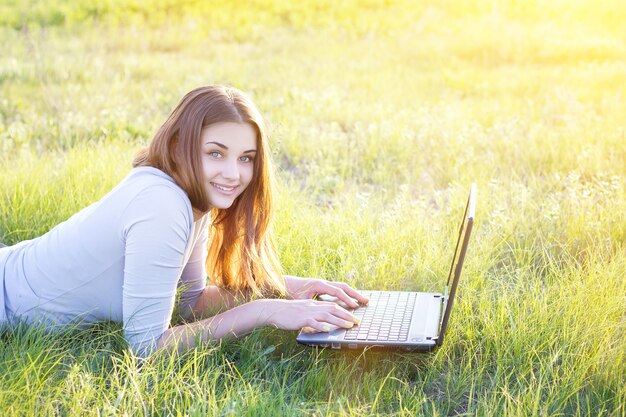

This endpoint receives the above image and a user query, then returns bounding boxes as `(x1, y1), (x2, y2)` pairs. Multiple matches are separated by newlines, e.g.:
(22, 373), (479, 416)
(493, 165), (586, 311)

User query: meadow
(0, 0), (625, 415)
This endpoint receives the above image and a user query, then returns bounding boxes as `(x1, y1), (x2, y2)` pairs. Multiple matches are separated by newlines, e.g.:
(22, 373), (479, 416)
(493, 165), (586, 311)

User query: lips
(211, 182), (239, 194)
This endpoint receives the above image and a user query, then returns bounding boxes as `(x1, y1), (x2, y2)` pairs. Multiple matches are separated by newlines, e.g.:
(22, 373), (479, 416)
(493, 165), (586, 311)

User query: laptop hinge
(439, 285), (449, 332)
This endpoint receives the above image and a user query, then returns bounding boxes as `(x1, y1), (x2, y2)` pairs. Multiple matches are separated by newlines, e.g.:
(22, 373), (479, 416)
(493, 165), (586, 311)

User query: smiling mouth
(211, 183), (239, 193)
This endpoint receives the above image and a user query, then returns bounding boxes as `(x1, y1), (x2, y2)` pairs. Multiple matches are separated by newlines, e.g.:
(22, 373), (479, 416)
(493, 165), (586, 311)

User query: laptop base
(296, 291), (443, 351)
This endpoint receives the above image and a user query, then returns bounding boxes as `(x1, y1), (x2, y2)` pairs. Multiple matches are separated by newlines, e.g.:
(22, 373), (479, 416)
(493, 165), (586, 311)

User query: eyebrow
(206, 141), (257, 153)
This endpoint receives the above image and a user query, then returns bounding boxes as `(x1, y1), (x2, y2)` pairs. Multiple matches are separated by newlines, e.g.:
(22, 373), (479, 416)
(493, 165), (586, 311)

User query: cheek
(242, 164), (254, 186)
(201, 158), (212, 177)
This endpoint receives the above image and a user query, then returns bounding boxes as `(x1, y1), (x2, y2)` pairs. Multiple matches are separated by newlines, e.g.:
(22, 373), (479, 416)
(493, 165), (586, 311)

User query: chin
(207, 195), (241, 210)
(209, 200), (235, 210)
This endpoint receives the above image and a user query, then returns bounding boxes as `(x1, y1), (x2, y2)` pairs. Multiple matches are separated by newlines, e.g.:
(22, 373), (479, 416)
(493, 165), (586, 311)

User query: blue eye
(209, 151), (222, 158)
(239, 155), (254, 163)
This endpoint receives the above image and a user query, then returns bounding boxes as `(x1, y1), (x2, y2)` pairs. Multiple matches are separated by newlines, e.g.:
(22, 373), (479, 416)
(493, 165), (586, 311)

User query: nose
(221, 158), (240, 180)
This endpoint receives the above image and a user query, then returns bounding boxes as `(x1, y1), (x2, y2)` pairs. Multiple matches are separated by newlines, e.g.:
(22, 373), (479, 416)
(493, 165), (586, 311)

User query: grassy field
(1, 0), (625, 415)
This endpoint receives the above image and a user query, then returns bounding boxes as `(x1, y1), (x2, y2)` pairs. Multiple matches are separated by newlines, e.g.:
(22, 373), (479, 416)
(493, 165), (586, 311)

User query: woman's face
(200, 122), (257, 210)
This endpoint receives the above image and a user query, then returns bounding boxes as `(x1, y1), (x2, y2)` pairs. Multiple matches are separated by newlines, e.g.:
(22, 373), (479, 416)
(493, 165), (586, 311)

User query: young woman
(0, 86), (367, 357)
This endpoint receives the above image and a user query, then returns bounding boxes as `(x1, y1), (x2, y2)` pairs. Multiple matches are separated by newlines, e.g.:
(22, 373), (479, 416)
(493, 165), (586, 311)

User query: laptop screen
(437, 183), (476, 345)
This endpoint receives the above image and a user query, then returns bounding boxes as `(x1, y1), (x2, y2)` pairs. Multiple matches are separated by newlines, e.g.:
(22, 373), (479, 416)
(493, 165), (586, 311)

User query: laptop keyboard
(344, 291), (416, 342)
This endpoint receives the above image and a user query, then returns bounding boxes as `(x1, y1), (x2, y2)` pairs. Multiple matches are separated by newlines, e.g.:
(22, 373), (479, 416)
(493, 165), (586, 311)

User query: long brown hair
(133, 86), (284, 296)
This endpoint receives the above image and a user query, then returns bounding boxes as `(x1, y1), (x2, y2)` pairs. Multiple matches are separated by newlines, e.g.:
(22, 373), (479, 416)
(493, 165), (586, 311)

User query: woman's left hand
(283, 275), (369, 309)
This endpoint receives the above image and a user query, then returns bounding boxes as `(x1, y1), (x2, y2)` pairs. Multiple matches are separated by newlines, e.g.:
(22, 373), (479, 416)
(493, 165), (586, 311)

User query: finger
(303, 318), (332, 333)
(317, 312), (356, 330)
(332, 282), (369, 305)
(316, 284), (360, 309)
(301, 326), (318, 334)
(316, 302), (360, 324)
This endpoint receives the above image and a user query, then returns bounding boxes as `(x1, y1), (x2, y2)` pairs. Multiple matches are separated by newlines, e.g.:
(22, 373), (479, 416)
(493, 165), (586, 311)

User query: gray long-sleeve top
(0, 167), (209, 357)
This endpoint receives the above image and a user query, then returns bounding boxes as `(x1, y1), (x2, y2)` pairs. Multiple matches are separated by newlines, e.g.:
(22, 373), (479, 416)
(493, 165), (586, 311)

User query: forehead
(201, 122), (257, 149)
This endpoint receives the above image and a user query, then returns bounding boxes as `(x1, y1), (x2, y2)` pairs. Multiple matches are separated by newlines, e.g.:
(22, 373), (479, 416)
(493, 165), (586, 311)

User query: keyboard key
(337, 290), (419, 342)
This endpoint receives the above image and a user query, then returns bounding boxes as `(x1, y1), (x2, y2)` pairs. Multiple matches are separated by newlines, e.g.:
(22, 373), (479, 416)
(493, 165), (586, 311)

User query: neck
(193, 208), (206, 222)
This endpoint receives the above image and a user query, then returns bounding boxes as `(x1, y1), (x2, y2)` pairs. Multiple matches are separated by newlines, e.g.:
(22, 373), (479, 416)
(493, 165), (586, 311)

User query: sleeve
(176, 222), (208, 320)
(121, 185), (192, 358)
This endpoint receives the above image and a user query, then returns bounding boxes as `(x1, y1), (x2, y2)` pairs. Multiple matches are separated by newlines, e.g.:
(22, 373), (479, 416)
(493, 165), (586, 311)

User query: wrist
(251, 298), (277, 327)
(283, 275), (309, 298)
(282, 275), (294, 298)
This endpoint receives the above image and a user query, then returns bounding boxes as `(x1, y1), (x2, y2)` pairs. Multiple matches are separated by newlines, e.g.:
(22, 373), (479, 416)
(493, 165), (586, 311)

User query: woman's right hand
(257, 299), (360, 333)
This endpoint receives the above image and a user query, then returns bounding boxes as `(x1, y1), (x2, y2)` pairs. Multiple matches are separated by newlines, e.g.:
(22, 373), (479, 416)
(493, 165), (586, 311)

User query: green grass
(1, 0), (625, 415)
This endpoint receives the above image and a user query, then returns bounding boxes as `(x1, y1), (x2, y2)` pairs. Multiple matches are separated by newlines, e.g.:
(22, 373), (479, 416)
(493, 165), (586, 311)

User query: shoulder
(123, 167), (191, 207)
(120, 167), (194, 231)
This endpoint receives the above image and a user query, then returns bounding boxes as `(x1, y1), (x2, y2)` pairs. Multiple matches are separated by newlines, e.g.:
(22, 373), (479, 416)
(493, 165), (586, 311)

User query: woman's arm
(189, 285), (251, 320)
(157, 298), (360, 355)
(190, 275), (369, 321)
(176, 217), (209, 321)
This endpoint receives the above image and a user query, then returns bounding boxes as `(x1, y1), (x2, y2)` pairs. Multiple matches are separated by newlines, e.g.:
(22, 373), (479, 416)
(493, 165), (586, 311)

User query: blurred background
(1, 0), (624, 281)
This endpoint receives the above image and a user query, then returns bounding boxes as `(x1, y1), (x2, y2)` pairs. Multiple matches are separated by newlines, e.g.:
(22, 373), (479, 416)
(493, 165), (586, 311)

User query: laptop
(296, 183), (476, 351)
